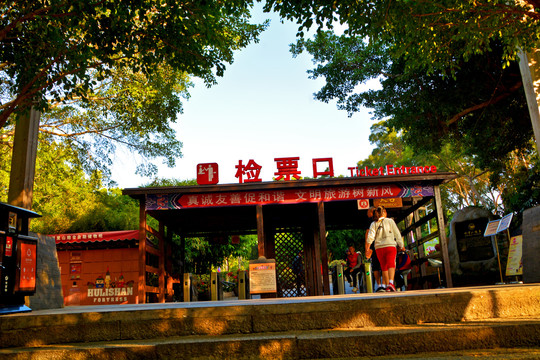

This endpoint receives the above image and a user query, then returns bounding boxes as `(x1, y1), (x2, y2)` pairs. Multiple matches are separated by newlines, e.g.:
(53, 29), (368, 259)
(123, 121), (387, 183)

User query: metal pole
(493, 235), (505, 284)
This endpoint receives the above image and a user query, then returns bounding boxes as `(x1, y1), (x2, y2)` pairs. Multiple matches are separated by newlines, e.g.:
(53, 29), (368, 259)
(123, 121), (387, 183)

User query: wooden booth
(54, 230), (175, 305)
(123, 171), (457, 303)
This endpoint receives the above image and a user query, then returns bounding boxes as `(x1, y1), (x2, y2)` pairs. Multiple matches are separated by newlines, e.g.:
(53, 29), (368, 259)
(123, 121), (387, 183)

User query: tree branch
(446, 81), (522, 126)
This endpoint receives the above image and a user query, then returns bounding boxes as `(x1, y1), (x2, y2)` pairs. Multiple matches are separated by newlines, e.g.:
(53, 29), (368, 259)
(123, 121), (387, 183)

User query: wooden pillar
(311, 210), (323, 296)
(303, 228), (315, 296)
(158, 222), (166, 303)
(8, 107), (40, 209)
(138, 197), (147, 303)
(165, 228), (174, 302)
(434, 185), (453, 288)
(256, 205), (265, 257)
(318, 202), (330, 295)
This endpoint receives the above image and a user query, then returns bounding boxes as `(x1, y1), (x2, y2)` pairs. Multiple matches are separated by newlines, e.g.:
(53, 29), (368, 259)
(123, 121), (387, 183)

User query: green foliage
(1, 0), (267, 127)
(266, 0), (540, 76)
(0, 130), (138, 234)
(289, 24), (540, 215)
(357, 121), (513, 215)
(327, 229), (365, 261)
(501, 158), (540, 223)
(35, 65), (190, 180)
(294, 31), (533, 172)
(176, 234), (257, 275)
(143, 178), (198, 187)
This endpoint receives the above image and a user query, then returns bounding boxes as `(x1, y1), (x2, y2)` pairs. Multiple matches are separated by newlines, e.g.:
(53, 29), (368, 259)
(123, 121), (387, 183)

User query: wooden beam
(145, 224), (160, 238)
(256, 204), (265, 257)
(145, 246), (160, 257)
(434, 185), (453, 288)
(394, 197), (432, 224)
(8, 107), (40, 209)
(123, 173), (458, 197)
(400, 211), (436, 236)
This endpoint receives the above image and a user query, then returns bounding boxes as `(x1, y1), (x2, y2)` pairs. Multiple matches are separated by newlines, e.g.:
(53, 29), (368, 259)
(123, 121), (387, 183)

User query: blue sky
(113, 5), (377, 188)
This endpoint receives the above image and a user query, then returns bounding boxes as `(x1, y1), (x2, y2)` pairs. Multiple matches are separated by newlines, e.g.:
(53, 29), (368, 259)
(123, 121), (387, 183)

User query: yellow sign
(373, 198), (403, 208)
(506, 235), (523, 276)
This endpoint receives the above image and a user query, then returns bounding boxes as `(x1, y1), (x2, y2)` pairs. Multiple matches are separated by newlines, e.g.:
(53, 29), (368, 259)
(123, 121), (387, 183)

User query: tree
(1, 0), (267, 128)
(290, 28), (539, 213)
(292, 32), (532, 170)
(0, 133), (139, 233)
(265, 0), (540, 75)
(359, 121), (521, 216)
(1, 64), (190, 181)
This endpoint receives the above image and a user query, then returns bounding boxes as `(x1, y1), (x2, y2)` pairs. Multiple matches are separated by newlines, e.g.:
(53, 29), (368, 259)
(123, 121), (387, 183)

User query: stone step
(0, 318), (539, 359)
(1, 284), (539, 358)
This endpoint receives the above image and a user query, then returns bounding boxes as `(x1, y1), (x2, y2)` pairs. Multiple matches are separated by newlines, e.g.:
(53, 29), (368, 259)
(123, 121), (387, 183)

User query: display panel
(17, 240), (37, 292)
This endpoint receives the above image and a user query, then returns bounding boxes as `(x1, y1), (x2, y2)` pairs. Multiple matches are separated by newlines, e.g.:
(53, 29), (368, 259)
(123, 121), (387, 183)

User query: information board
(506, 235), (523, 276)
(249, 259), (277, 294)
(497, 213), (513, 233)
(18, 241), (36, 291)
(483, 219), (501, 237)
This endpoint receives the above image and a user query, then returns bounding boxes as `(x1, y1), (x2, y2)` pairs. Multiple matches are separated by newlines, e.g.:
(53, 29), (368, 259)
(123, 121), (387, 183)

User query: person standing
(365, 231), (384, 292)
(365, 208), (384, 292)
(365, 206), (405, 292)
(344, 245), (362, 293)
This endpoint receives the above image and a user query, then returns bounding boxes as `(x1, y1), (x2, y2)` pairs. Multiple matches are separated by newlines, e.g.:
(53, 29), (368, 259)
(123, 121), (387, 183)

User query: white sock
(389, 280), (394, 285)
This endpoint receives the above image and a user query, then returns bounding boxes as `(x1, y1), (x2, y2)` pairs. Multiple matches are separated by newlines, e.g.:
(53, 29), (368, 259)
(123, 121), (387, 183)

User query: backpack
(397, 251), (412, 271)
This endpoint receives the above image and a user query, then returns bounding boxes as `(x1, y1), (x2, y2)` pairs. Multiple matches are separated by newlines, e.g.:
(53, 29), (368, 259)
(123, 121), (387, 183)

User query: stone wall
(27, 233), (64, 310)
(522, 206), (540, 283)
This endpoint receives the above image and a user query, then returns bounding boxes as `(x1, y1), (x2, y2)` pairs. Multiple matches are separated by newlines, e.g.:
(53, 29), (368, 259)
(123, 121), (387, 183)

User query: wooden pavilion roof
(123, 172), (457, 237)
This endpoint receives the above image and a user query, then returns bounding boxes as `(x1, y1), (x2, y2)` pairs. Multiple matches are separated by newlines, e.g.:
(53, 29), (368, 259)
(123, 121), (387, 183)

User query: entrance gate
(123, 172), (457, 303)
(274, 229), (306, 297)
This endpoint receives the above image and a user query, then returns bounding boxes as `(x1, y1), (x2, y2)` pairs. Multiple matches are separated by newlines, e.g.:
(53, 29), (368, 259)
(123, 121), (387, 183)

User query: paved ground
(3, 283), (533, 317)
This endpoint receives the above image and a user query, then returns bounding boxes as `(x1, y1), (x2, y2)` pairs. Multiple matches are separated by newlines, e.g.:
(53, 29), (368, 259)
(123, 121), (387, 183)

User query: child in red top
(344, 245), (362, 293)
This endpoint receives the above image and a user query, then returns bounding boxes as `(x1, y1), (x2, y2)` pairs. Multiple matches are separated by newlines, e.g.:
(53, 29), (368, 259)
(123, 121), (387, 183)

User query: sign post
(483, 214), (514, 285)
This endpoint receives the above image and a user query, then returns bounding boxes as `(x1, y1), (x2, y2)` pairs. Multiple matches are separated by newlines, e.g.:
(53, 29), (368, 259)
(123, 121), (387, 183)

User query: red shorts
(376, 246), (397, 271)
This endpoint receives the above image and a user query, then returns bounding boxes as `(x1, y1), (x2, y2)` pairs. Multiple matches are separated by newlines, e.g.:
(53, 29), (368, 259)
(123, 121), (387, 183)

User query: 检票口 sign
(197, 158), (438, 185)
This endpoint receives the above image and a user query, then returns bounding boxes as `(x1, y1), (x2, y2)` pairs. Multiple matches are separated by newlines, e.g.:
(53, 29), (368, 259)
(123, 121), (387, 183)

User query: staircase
(1, 284), (539, 359)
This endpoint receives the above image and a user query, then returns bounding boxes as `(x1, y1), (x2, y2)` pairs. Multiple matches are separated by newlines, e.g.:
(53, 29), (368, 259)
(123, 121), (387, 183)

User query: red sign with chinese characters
(146, 183), (435, 210)
(235, 159), (262, 183)
(313, 158), (334, 178)
(197, 163), (219, 185)
(5, 236), (13, 257)
(274, 157), (302, 181)
(19, 242), (37, 291)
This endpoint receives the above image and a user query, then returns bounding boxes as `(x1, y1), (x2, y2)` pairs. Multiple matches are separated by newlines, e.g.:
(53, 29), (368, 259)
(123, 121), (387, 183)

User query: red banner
(145, 183), (433, 210)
